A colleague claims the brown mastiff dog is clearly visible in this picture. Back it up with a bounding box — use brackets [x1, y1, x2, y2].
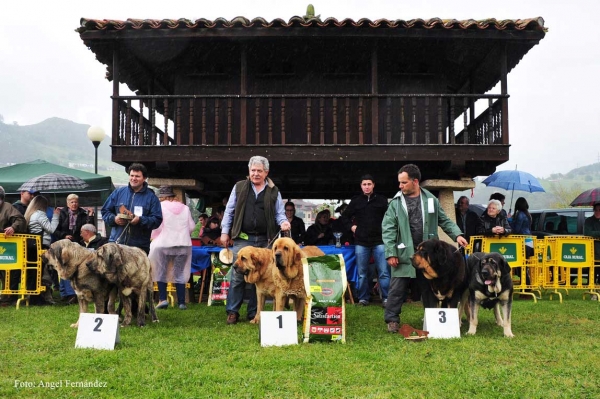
[233, 246, 277, 324]
[272, 237, 324, 322]
[44, 239, 116, 328]
[86, 243, 158, 327]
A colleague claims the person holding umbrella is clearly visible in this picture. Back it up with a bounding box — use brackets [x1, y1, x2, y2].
[584, 202, 600, 285]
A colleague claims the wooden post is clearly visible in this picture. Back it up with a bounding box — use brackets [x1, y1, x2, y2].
[370, 45, 379, 144]
[500, 44, 509, 145]
[111, 46, 120, 146]
[240, 45, 247, 145]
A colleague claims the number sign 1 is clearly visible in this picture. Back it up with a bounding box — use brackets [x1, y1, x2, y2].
[75, 313, 120, 350]
[259, 311, 298, 347]
[423, 308, 461, 339]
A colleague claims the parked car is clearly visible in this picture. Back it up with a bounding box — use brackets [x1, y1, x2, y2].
[530, 208, 593, 238]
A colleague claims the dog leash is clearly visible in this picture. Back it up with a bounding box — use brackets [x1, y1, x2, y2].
[267, 229, 284, 248]
[114, 221, 131, 245]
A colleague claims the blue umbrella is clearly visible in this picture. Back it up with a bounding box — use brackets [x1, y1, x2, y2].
[482, 169, 545, 213]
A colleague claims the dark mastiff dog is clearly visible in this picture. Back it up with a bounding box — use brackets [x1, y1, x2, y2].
[44, 239, 116, 328]
[464, 252, 514, 337]
[411, 239, 468, 310]
[86, 243, 158, 327]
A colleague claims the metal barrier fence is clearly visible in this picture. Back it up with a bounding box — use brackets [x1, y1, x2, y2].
[0, 233, 45, 309]
[467, 235, 599, 303]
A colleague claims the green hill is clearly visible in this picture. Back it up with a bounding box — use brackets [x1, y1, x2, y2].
[0, 117, 127, 184]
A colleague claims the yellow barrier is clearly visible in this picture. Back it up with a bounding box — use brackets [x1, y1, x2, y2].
[468, 235, 542, 302]
[152, 282, 191, 307]
[542, 236, 597, 303]
[0, 233, 45, 309]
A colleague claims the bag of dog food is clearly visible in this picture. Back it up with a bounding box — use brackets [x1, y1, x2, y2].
[302, 254, 347, 343]
[207, 253, 231, 306]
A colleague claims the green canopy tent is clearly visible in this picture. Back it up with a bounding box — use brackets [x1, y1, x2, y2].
[0, 159, 114, 207]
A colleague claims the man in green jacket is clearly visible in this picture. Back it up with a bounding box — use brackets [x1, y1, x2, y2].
[381, 164, 468, 333]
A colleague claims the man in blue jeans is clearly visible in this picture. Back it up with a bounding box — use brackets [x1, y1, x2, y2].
[341, 174, 389, 306]
[220, 156, 290, 325]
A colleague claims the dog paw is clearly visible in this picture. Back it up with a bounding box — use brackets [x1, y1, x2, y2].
[70, 323, 79, 328]
[249, 318, 259, 324]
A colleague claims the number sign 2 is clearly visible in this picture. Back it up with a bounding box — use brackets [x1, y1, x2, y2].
[75, 313, 120, 350]
[259, 311, 298, 347]
[423, 308, 461, 339]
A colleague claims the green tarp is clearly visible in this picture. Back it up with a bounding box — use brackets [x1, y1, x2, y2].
[0, 159, 114, 207]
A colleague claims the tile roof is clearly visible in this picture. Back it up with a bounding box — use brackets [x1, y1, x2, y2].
[78, 16, 546, 33]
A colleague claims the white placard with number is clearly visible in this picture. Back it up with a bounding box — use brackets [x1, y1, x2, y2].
[423, 308, 461, 339]
[75, 313, 120, 350]
[259, 311, 298, 347]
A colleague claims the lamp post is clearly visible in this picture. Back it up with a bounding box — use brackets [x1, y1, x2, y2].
[87, 126, 105, 233]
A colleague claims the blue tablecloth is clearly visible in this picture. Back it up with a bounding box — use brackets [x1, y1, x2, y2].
[191, 244, 357, 283]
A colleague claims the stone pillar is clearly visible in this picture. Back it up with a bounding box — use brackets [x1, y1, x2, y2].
[420, 178, 475, 244]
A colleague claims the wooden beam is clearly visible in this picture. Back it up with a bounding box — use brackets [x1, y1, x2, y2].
[500, 44, 509, 145]
[111, 45, 119, 146]
[371, 44, 378, 144]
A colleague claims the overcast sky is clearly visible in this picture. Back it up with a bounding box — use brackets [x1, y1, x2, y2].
[2, 0, 598, 178]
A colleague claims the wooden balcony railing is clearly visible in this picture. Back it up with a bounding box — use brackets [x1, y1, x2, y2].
[112, 94, 508, 147]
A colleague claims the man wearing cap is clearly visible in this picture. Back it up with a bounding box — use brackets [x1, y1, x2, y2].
[149, 186, 195, 310]
[101, 163, 162, 254]
[13, 189, 38, 215]
[220, 156, 290, 325]
[0, 185, 27, 301]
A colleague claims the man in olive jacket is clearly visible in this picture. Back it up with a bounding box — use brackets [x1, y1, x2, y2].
[381, 164, 467, 333]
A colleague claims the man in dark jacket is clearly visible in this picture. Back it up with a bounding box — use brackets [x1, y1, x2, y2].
[342, 174, 389, 306]
[455, 196, 480, 245]
[101, 163, 162, 254]
[80, 223, 108, 250]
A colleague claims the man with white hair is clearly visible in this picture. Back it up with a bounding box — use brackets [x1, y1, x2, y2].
[80, 223, 107, 250]
[220, 156, 291, 325]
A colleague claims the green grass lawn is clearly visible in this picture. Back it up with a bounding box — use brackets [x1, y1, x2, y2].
[1, 292, 598, 399]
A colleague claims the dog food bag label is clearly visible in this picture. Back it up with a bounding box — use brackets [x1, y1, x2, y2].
[301, 255, 347, 343]
[208, 254, 231, 306]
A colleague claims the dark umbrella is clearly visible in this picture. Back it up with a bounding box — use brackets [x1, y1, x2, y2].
[569, 187, 600, 207]
[482, 169, 545, 213]
[17, 173, 89, 192]
[17, 173, 89, 206]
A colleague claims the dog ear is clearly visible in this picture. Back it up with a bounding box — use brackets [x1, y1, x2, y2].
[497, 254, 511, 274]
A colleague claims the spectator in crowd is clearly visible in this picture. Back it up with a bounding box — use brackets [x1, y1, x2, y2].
[0, 185, 27, 303]
[214, 205, 226, 221]
[54, 193, 95, 301]
[305, 209, 334, 245]
[510, 197, 533, 287]
[191, 213, 209, 238]
[584, 202, 600, 284]
[382, 164, 467, 333]
[220, 156, 290, 325]
[285, 201, 305, 244]
[221, 156, 291, 324]
[101, 163, 162, 254]
[80, 223, 108, 250]
[489, 192, 508, 218]
[150, 186, 196, 310]
[455, 195, 480, 245]
[200, 216, 221, 246]
[13, 189, 38, 215]
[477, 199, 512, 237]
[341, 174, 389, 307]
[24, 195, 60, 304]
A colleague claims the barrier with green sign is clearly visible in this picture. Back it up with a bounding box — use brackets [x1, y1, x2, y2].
[0, 233, 45, 308]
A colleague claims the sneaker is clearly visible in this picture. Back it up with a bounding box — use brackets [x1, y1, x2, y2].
[156, 300, 169, 309]
[358, 300, 369, 307]
[591, 294, 598, 301]
[226, 313, 239, 325]
[382, 299, 388, 308]
[178, 304, 187, 310]
[387, 321, 400, 333]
